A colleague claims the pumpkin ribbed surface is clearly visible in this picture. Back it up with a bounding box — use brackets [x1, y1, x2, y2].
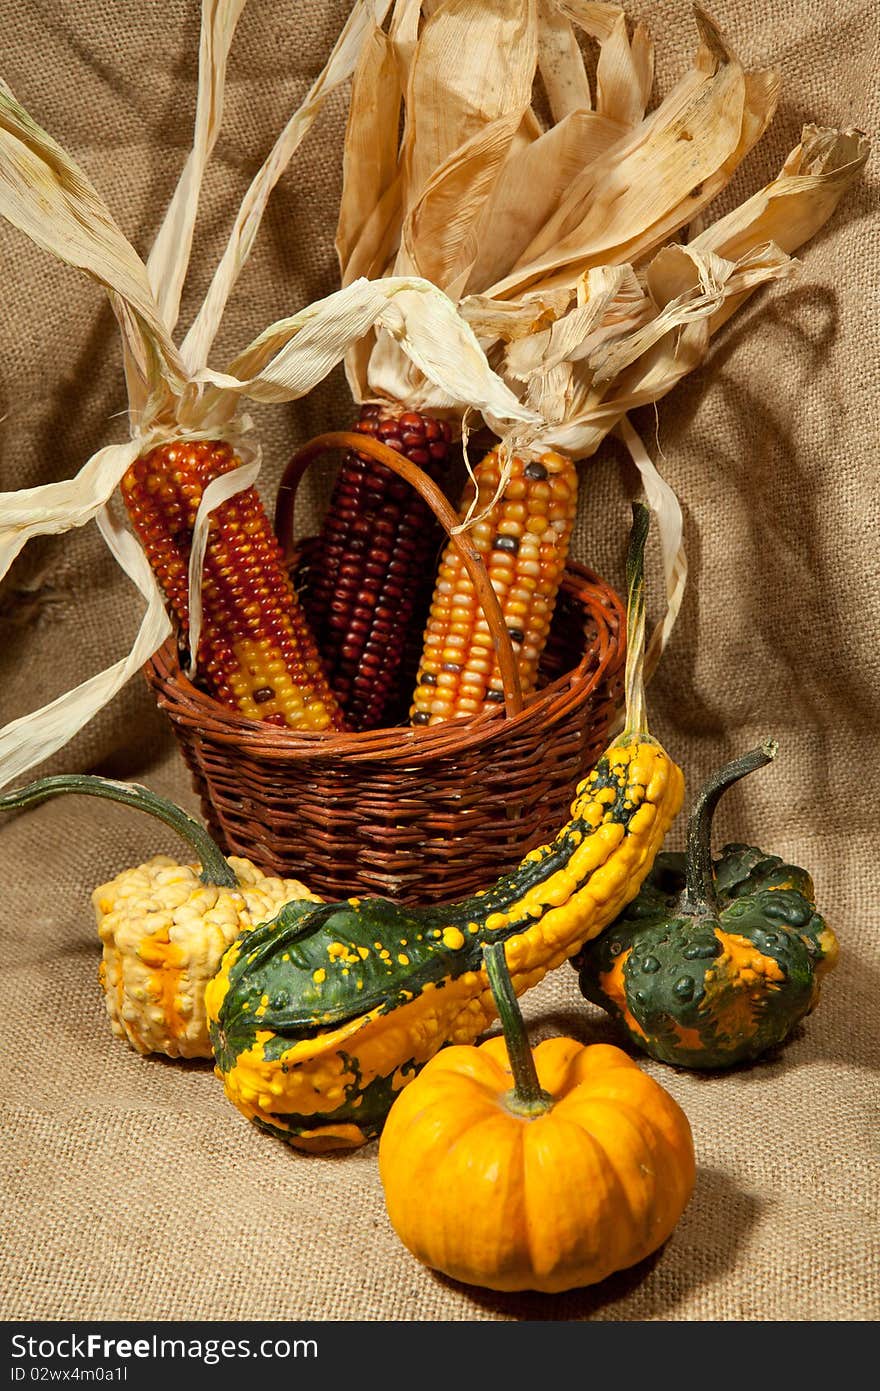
[378, 1036, 695, 1293]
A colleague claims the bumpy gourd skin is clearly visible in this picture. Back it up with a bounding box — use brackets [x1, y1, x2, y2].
[205, 735, 684, 1151]
[94, 855, 320, 1058]
[0, 772, 320, 1061]
[574, 845, 837, 1068]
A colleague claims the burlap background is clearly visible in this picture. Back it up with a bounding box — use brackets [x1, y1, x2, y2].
[0, 0, 876, 1324]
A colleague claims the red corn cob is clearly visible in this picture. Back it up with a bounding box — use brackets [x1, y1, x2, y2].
[303, 404, 453, 731]
[121, 439, 345, 732]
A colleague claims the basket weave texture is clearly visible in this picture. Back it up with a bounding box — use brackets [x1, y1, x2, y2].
[144, 549, 626, 904]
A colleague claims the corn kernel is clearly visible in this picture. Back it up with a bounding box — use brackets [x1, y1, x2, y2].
[410, 448, 578, 725]
[122, 439, 344, 732]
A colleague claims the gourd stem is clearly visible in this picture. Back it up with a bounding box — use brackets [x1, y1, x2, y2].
[484, 942, 552, 1117]
[680, 740, 778, 915]
[0, 774, 239, 888]
[622, 502, 650, 738]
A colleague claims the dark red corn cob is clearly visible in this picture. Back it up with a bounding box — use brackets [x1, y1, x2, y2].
[121, 439, 345, 732]
[303, 405, 453, 730]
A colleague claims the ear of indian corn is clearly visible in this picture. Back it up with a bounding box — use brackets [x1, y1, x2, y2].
[410, 450, 579, 725]
[121, 439, 345, 732]
[302, 405, 453, 731]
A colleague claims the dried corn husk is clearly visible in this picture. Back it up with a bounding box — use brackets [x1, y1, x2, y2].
[0, 0, 537, 788]
[336, 0, 868, 657]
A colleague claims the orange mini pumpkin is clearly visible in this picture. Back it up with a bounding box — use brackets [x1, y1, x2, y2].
[378, 941, 696, 1294]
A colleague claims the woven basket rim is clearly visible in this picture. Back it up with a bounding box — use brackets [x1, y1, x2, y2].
[144, 556, 625, 767]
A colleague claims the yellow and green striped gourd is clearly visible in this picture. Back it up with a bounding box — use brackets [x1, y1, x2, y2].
[204, 504, 685, 1150]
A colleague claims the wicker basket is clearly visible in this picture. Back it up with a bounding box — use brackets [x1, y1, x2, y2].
[143, 432, 626, 903]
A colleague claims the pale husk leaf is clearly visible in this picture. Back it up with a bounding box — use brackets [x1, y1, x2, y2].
[401, 113, 532, 292]
[590, 242, 791, 385]
[557, 2, 628, 44]
[402, 0, 539, 216]
[146, 0, 248, 334]
[691, 124, 870, 334]
[474, 239, 794, 448]
[185, 453, 262, 676]
[180, 0, 394, 371]
[595, 11, 653, 128]
[464, 110, 628, 293]
[486, 13, 779, 298]
[339, 3, 782, 416]
[389, 0, 425, 62]
[0, 82, 184, 417]
[198, 276, 540, 429]
[0, 439, 146, 576]
[536, 0, 593, 119]
[335, 23, 403, 285]
[397, 0, 539, 293]
[616, 415, 686, 677]
[0, 501, 172, 791]
[340, 0, 549, 405]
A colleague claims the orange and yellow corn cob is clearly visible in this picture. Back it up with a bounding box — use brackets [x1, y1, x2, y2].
[122, 439, 344, 732]
[410, 449, 579, 725]
[304, 405, 453, 730]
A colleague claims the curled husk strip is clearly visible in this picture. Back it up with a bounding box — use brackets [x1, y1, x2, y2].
[336, 0, 868, 658]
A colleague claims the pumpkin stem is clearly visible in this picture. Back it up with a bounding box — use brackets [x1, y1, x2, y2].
[680, 740, 779, 915]
[483, 941, 552, 1117]
[0, 774, 239, 888]
[622, 502, 650, 739]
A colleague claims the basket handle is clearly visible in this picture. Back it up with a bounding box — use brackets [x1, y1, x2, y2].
[274, 430, 523, 719]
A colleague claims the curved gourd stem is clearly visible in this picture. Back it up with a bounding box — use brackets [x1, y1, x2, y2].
[483, 941, 552, 1118]
[679, 740, 779, 916]
[622, 502, 650, 738]
[0, 774, 238, 889]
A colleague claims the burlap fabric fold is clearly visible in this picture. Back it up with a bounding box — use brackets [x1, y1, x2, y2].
[0, 0, 876, 1322]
